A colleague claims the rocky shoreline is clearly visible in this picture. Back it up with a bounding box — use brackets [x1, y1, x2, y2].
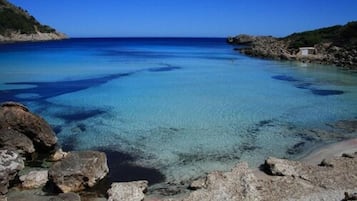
[1, 101, 357, 201]
[0, 32, 67, 43]
[227, 34, 357, 70]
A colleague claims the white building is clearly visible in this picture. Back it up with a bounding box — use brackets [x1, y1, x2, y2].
[299, 47, 315, 56]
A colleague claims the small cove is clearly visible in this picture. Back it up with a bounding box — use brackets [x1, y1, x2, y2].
[0, 38, 356, 193]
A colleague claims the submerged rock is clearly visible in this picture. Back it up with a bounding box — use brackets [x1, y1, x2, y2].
[48, 151, 108, 193]
[0, 150, 25, 195]
[19, 170, 48, 189]
[107, 181, 148, 201]
[0, 102, 57, 151]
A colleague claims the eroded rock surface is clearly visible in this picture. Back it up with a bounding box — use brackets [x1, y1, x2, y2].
[48, 151, 108, 193]
[107, 181, 148, 201]
[19, 170, 48, 189]
[0, 150, 24, 194]
[164, 163, 261, 201]
[0, 102, 57, 151]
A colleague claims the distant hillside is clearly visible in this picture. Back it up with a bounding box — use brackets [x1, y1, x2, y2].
[0, 0, 67, 42]
[284, 21, 357, 49]
[228, 22, 357, 69]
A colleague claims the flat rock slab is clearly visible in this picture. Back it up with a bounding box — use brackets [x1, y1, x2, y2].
[107, 181, 148, 201]
[48, 151, 108, 193]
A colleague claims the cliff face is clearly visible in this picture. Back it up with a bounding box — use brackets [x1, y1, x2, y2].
[228, 22, 357, 69]
[0, 0, 67, 42]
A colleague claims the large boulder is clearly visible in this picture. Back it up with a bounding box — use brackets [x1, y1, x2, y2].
[0, 128, 35, 154]
[19, 170, 48, 189]
[107, 181, 148, 201]
[0, 150, 25, 194]
[0, 102, 57, 151]
[48, 151, 109, 193]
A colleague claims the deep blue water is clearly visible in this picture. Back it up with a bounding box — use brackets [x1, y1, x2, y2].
[1, 38, 357, 187]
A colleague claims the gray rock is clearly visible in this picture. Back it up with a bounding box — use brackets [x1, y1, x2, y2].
[48, 151, 108, 193]
[169, 163, 260, 201]
[264, 157, 302, 176]
[0, 150, 24, 194]
[107, 181, 148, 201]
[6, 190, 80, 201]
[49, 193, 81, 201]
[0, 102, 57, 151]
[19, 170, 48, 189]
[0, 128, 35, 154]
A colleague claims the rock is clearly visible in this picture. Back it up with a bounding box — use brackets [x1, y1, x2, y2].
[6, 191, 81, 201]
[49, 149, 68, 162]
[342, 153, 355, 158]
[0, 128, 35, 154]
[171, 163, 260, 201]
[49, 193, 81, 201]
[0, 102, 57, 151]
[107, 181, 148, 201]
[19, 170, 48, 189]
[264, 157, 302, 176]
[0, 150, 25, 194]
[188, 177, 206, 190]
[229, 34, 256, 44]
[344, 192, 357, 201]
[48, 151, 109, 193]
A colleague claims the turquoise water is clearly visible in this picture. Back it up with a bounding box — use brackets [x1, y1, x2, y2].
[1, 38, 357, 187]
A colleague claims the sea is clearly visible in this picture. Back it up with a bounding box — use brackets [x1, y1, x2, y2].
[0, 38, 356, 191]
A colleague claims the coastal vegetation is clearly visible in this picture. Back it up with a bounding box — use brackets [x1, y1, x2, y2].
[228, 21, 357, 69]
[0, 0, 66, 42]
[284, 21, 357, 49]
[0, 0, 56, 35]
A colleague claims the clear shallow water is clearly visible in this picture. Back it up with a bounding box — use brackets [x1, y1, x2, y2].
[1, 38, 357, 187]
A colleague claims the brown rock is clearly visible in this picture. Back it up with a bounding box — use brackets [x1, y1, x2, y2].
[48, 151, 109, 193]
[0, 102, 57, 151]
[0, 128, 35, 154]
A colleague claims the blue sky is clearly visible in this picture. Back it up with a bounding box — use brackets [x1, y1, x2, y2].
[9, 0, 357, 37]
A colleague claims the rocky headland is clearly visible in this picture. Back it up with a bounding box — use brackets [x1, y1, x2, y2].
[0, 0, 67, 43]
[227, 22, 357, 70]
[0, 101, 357, 201]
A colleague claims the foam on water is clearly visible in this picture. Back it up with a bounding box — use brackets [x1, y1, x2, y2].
[1, 38, 357, 187]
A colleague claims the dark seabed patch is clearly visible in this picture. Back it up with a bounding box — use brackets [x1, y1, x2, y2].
[272, 75, 299, 82]
[272, 74, 344, 96]
[55, 109, 106, 123]
[98, 148, 165, 185]
[60, 135, 78, 152]
[310, 89, 344, 96]
[148, 66, 182, 72]
[0, 72, 134, 102]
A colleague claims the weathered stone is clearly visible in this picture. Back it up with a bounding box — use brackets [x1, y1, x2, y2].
[107, 181, 148, 201]
[0, 128, 35, 154]
[0, 102, 57, 151]
[170, 163, 260, 201]
[19, 170, 48, 189]
[344, 192, 357, 201]
[48, 151, 108, 193]
[49, 193, 81, 201]
[0, 150, 24, 194]
[49, 149, 68, 162]
[188, 177, 206, 190]
[264, 157, 302, 176]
